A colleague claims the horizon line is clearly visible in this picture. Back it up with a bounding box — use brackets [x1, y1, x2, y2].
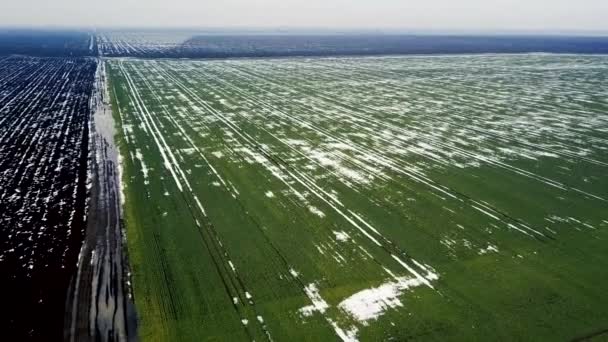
[1, 25, 608, 37]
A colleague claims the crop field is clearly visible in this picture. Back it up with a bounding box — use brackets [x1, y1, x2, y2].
[97, 31, 196, 57]
[97, 31, 608, 58]
[0, 29, 96, 57]
[0, 56, 96, 339]
[106, 54, 608, 341]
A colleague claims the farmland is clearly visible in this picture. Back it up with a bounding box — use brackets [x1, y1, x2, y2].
[107, 54, 608, 341]
[97, 31, 608, 58]
[0, 29, 96, 57]
[0, 55, 96, 339]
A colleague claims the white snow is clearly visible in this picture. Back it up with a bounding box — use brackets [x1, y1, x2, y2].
[298, 283, 329, 317]
[308, 205, 326, 218]
[338, 276, 426, 323]
[479, 244, 499, 255]
[328, 319, 359, 342]
[333, 230, 351, 242]
[117, 153, 126, 206]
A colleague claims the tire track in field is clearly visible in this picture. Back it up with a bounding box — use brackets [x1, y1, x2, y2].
[134, 60, 290, 341]
[151, 61, 439, 288]
[143, 61, 412, 340]
[118, 61, 271, 341]
[139, 60, 439, 340]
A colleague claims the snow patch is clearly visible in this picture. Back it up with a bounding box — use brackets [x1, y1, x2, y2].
[478, 244, 499, 255]
[299, 283, 329, 317]
[338, 276, 427, 323]
[309, 206, 326, 218]
[333, 230, 351, 242]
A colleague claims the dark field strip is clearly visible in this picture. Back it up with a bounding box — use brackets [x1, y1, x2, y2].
[0, 29, 96, 57]
[0, 56, 97, 340]
[107, 55, 608, 341]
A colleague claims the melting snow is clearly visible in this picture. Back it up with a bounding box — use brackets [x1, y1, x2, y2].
[134, 149, 150, 184]
[299, 283, 329, 317]
[338, 276, 427, 323]
[328, 320, 359, 342]
[333, 231, 351, 242]
[478, 244, 499, 255]
[308, 206, 326, 218]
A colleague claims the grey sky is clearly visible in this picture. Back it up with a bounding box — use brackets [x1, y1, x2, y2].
[2, 0, 607, 32]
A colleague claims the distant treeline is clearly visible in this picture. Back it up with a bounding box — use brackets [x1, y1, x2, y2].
[0, 29, 95, 57]
[100, 34, 608, 59]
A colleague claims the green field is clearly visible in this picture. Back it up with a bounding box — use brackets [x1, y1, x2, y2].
[106, 55, 608, 341]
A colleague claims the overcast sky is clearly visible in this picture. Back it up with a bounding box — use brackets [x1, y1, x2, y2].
[2, 0, 607, 33]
